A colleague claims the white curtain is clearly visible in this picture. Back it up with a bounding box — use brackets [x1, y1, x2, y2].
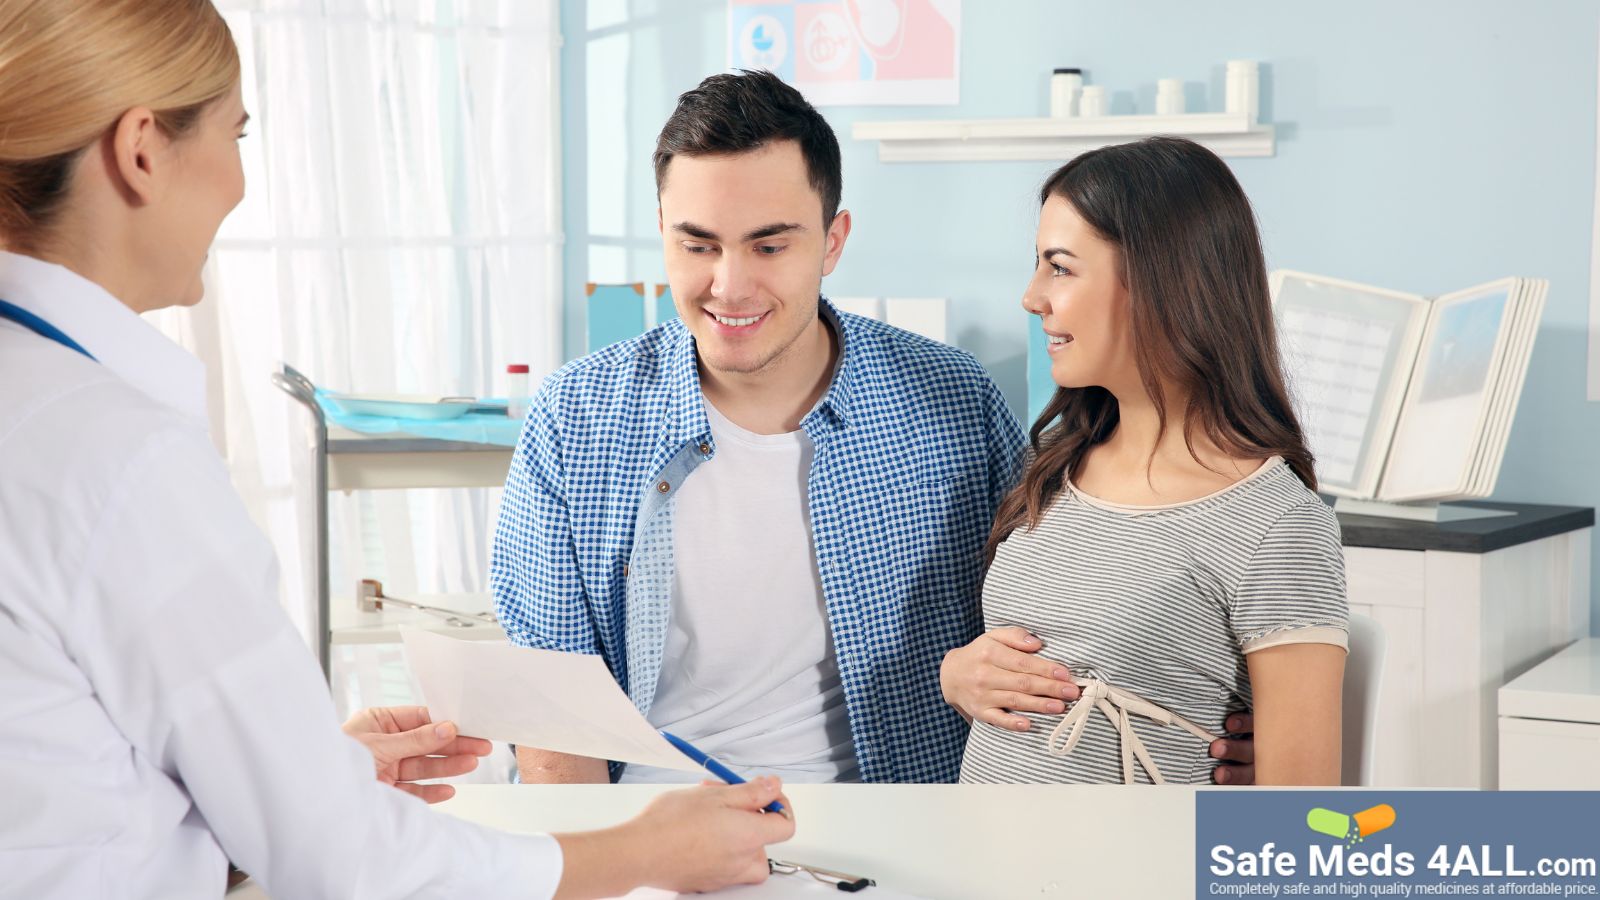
[148, 0, 562, 690]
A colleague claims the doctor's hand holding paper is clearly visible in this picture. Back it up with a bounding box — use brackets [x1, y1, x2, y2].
[0, 2, 793, 897]
[342, 705, 495, 804]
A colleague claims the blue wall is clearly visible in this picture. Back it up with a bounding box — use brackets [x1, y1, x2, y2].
[560, 0, 1600, 624]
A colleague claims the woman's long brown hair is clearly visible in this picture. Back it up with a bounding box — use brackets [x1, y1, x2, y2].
[985, 136, 1316, 564]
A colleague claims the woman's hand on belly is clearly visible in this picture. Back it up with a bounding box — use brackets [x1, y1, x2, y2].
[939, 627, 1082, 731]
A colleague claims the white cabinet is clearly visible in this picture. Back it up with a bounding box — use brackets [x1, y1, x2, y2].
[1499, 637, 1600, 790]
[1339, 502, 1592, 788]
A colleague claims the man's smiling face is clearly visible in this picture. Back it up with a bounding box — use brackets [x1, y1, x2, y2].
[659, 139, 847, 378]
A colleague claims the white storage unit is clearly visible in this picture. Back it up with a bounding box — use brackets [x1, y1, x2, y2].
[1499, 637, 1600, 790]
[1338, 501, 1592, 788]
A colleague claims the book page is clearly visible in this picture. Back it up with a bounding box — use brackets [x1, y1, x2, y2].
[1471, 280, 1545, 496]
[1271, 273, 1430, 497]
[1379, 282, 1516, 501]
[1278, 307, 1394, 487]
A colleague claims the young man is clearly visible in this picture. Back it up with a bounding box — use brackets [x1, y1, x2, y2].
[491, 70, 1257, 784]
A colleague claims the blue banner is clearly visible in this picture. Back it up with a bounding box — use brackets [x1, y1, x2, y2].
[1197, 791, 1600, 897]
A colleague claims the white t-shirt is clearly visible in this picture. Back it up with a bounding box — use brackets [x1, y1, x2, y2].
[620, 398, 860, 783]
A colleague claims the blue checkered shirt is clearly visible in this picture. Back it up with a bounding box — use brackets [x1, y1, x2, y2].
[491, 298, 1026, 782]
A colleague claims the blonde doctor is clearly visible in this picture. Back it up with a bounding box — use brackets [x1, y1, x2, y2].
[0, 1, 792, 897]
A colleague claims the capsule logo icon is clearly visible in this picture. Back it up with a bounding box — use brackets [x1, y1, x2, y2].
[1306, 804, 1397, 846]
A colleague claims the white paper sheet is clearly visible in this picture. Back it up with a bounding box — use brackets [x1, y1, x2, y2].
[399, 628, 701, 773]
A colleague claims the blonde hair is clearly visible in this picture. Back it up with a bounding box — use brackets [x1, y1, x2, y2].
[0, 0, 239, 251]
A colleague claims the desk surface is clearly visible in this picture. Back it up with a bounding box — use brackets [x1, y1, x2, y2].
[435, 783, 1198, 898]
[1334, 500, 1594, 554]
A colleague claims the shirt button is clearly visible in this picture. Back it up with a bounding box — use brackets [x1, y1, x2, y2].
[698, 442, 711, 455]
[656, 480, 670, 494]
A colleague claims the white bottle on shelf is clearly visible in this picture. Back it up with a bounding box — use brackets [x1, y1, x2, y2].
[1225, 60, 1259, 123]
[1156, 78, 1185, 116]
[1078, 84, 1108, 117]
[1050, 67, 1082, 117]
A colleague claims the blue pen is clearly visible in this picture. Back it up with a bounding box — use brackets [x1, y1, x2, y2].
[661, 731, 787, 815]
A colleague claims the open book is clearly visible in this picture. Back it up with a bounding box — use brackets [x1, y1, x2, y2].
[1270, 270, 1546, 503]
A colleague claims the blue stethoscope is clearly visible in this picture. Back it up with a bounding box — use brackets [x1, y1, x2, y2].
[0, 298, 96, 361]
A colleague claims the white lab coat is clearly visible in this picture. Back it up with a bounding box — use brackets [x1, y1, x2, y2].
[0, 251, 562, 899]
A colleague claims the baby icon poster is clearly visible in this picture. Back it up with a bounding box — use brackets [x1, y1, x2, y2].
[729, 0, 960, 105]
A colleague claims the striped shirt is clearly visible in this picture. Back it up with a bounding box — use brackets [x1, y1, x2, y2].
[959, 457, 1348, 785]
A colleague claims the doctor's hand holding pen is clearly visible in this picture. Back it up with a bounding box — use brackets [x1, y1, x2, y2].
[552, 778, 797, 899]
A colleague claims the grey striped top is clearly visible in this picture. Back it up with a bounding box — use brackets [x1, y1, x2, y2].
[958, 457, 1349, 785]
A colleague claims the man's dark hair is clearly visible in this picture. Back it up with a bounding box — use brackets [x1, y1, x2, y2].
[653, 69, 842, 226]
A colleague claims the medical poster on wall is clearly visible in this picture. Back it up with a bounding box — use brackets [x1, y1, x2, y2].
[728, 0, 961, 106]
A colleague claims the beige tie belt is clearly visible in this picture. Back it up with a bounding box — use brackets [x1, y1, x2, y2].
[1046, 677, 1221, 784]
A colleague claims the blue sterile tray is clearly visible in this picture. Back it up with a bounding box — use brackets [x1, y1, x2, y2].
[314, 389, 524, 446]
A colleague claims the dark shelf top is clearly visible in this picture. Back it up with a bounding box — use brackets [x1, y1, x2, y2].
[1332, 499, 1595, 554]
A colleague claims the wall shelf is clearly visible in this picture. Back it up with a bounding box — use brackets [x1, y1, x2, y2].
[852, 111, 1274, 163]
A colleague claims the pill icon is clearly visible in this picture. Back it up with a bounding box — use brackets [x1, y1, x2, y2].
[1306, 808, 1349, 839]
[1352, 804, 1395, 838]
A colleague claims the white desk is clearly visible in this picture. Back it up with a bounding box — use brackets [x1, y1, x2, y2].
[438, 784, 1200, 898]
[1498, 637, 1600, 790]
[229, 784, 1200, 899]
